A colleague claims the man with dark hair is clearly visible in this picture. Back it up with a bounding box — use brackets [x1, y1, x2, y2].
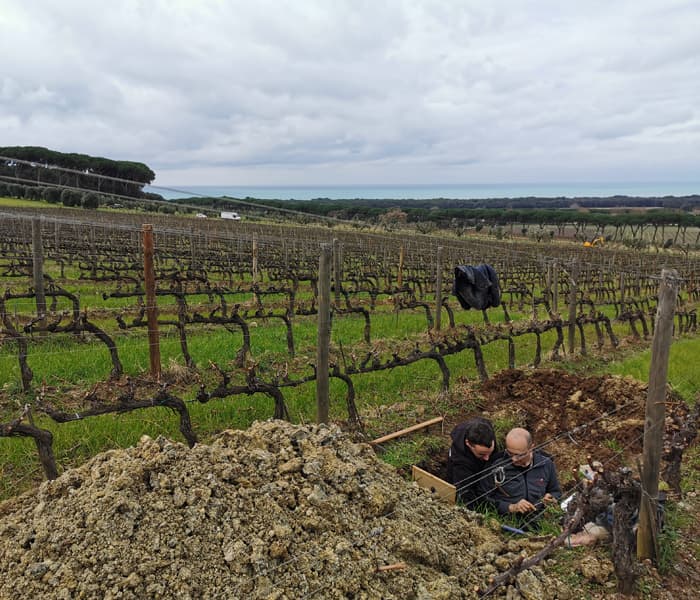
[488, 427, 561, 519]
[447, 417, 497, 508]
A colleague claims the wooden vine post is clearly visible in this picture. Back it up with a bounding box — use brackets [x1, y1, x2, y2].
[89, 226, 97, 278]
[434, 246, 444, 331]
[252, 235, 259, 283]
[567, 260, 579, 355]
[333, 238, 342, 307]
[31, 218, 47, 329]
[316, 243, 332, 424]
[252, 234, 259, 305]
[619, 272, 626, 306]
[397, 245, 405, 288]
[142, 224, 161, 380]
[637, 268, 679, 562]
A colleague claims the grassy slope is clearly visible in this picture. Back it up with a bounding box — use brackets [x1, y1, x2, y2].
[0, 197, 51, 208]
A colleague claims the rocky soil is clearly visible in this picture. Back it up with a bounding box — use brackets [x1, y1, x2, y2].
[0, 420, 576, 599]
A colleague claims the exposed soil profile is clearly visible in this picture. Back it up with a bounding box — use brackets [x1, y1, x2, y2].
[433, 369, 692, 493]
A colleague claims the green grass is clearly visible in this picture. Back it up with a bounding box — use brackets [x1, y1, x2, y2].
[603, 438, 624, 453]
[0, 197, 51, 208]
[604, 336, 700, 402]
[1, 267, 699, 502]
[654, 445, 700, 577]
[380, 435, 445, 470]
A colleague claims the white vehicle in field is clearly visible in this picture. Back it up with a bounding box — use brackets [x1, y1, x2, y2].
[195, 213, 207, 218]
[220, 211, 241, 220]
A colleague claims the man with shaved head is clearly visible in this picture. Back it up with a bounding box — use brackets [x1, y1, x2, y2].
[488, 427, 561, 518]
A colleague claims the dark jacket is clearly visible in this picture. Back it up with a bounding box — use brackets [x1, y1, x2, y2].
[452, 264, 501, 311]
[487, 450, 562, 515]
[447, 420, 495, 508]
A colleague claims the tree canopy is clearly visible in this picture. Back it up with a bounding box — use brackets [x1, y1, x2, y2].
[0, 146, 155, 198]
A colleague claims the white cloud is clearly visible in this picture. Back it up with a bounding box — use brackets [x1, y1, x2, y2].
[0, 0, 698, 187]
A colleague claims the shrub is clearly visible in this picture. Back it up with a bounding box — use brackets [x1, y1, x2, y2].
[81, 192, 100, 209]
[44, 187, 62, 204]
[61, 189, 80, 206]
[379, 208, 408, 231]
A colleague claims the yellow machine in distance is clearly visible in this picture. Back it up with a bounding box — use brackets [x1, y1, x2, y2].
[583, 236, 605, 248]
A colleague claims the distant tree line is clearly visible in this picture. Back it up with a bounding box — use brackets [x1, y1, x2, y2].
[173, 196, 700, 230]
[168, 195, 700, 249]
[0, 146, 155, 199]
[249, 195, 700, 215]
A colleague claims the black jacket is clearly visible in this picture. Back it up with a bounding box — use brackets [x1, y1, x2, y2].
[452, 264, 501, 310]
[487, 450, 562, 515]
[447, 420, 495, 508]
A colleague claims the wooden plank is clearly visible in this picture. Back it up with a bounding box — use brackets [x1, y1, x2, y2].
[411, 465, 456, 504]
[369, 416, 443, 446]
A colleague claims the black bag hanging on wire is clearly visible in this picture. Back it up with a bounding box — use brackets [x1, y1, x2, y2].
[452, 263, 501, 310]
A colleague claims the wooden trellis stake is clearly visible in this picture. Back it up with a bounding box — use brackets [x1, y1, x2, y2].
[435, 246, 444, 331]
[252, 235, 259, 304]
[333, 238, 342, 306]
[142, 224, 161, 380]
[316, 243, 332, 424]
[637, 268, 679, 562]
[397, 245, 405, 288]
[31, 218, 46, 330]
[567, 261, 579, 355]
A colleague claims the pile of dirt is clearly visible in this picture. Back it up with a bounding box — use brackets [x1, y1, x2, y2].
[0, 420, 575, 599]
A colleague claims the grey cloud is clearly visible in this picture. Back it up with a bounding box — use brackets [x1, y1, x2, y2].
[1, 0, 699, 185]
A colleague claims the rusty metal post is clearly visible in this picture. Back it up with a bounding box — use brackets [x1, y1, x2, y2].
[142, 224, 161, 380]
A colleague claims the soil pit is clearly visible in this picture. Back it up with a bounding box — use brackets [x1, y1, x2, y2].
[433, 369, 693, 493]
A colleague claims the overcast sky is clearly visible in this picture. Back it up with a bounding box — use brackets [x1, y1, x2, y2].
[2, 0, 699, 187]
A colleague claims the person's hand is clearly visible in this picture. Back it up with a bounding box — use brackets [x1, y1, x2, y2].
[508, 499, 536, 514]
[542, 493, 557, 506]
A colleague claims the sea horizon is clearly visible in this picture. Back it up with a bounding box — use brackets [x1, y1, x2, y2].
[149, 181, 700, 202]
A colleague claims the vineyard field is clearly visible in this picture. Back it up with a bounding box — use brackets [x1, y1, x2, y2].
[1, 203, 699, 597]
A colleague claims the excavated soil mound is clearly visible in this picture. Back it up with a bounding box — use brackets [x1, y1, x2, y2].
[0, 420, 574, 599]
